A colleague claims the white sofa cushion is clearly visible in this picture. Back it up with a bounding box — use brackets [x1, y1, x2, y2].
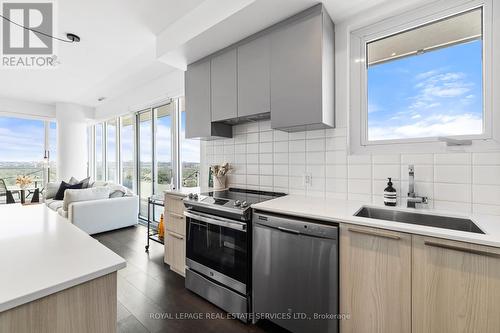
[46, 199, 64, 212]
[106, 184, 134, 198]
[63, 186, 110, 211]
[57, 207, 68, 218]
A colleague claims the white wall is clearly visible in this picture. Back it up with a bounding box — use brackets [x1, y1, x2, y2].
[94, 70, 184, 120]
[201, 0, 500, 216]
[55, 103, 94, 181]
[0, 96, 55, 120]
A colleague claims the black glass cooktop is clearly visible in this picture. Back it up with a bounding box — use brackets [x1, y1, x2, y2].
[201, 188, 286, 205]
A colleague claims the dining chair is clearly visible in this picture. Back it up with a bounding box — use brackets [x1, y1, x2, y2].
[0, 179, 16, 204]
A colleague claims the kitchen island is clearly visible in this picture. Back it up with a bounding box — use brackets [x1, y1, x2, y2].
[0, 204, 126, 333]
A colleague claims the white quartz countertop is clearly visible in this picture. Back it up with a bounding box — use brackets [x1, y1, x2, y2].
[0, 204, 126, 312]
[164, 187, 200, 197]
[252, 195, 500, 248]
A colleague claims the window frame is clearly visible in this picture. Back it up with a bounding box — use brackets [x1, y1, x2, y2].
[349, 0, 499, 154]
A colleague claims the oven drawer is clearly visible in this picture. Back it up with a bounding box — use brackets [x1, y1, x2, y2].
[166, 211, 185, 235]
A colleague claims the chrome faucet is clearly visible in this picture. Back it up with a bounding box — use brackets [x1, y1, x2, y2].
[407, 165, 428, 208]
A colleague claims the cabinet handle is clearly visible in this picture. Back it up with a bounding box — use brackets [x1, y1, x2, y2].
[170, 233, 184, 240]
[348, 227, 400, 240]
[170, 213, 184, 219]
[424, 241, 500, 258]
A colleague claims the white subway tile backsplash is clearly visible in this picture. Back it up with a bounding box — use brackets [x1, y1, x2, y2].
[246, 143, 259, 154]
[274, 141, 288, 153]
[473, 165, 500, 185]
[348, 164, 371, 180]
[259, 130, 273, 142]
[372, 154, 400, 164]
[473, 184, 500, 205]
[326, 150, 347, 164]
[326, 164, 348, 179]
[259, 142, 273, 153]
[434, 183, 471, 203]
[306, 138, 325, 152]
[289, 152, 306, 164]
[434, 153, 471, 165]
[373, 164, 400, 180]
[260, 153, 273, 164]
[348, 179, 371, 194]
[326, 178, 348, 193]
[306, 129, 325, 139]
[201, 119, 500, 215]
[273, 130, 289, 141]
[274, 153, 289, 165]
[289, 140, 305, 152]
[434, 165, 471, 184]
[348, 154, 371, 165]
[325, 137, 346, 151]
[306, 151, 325, 164]
[273, 164, 289, 176]
[473, 152, 500, 165]
[289, 131, 306, 141]
[401, 153, 433, 165]
[246, 132, 259, 143]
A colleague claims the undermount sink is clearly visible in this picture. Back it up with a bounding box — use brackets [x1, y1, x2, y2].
[354, 206, 485, 234]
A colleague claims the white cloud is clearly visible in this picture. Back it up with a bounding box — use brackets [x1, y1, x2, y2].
[369, 113, 482, 141]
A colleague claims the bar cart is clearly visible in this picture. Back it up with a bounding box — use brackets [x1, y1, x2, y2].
[145, 193, 165, 252]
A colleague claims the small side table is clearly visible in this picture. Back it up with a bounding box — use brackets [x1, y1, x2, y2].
[145, 194, 165, 252]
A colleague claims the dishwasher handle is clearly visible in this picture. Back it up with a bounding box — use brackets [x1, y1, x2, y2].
[277, 226, 301, 235]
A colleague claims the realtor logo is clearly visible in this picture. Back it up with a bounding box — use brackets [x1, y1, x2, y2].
[1, 1, 58, 67]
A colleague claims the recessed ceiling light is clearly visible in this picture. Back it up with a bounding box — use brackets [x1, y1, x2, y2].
[391, 52, 397, 56]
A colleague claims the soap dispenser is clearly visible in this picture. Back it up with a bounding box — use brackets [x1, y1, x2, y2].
[384, 178, 397, 206]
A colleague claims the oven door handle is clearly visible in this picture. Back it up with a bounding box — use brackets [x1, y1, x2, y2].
[184, 211, 247, 232]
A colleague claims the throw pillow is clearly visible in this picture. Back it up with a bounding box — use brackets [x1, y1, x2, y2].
[63, 186, 110, 211]
[54, 181, 83, 201]
[69, 176, 91, 189]
[45, 181, 62, 199]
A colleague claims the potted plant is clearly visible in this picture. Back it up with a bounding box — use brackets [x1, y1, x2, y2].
[210, 163, 231, 190]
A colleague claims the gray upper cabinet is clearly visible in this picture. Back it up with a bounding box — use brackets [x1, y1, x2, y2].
[211, 48, 238, 122]
[185, 59, 231, 139]
[270, 6, 334, 132]
[237, 35, 271, 118]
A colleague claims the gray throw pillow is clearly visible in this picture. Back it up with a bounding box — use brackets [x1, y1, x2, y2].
[69, 176, 91, 188]
[45, 181, 62, 199]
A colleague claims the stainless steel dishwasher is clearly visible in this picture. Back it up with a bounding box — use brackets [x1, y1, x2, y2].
[252, 210, 338, 333]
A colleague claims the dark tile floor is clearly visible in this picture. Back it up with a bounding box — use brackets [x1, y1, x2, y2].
[93, 225, 288, 333]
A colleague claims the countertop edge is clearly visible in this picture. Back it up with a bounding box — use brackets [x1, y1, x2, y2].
[0, 261, 126, 313]
[252, 202, 500, 248]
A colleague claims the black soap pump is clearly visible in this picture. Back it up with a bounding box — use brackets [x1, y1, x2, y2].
[384, 177, 397, 206]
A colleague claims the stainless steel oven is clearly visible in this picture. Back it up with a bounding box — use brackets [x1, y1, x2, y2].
[183, 188, 286, 320]
[185, 210, 248, 294]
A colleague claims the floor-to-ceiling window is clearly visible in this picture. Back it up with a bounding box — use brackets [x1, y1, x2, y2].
[106, 119, 117, 182]
[155, 103, 174, 193]
[95, 123, 104, 181]
[138, 110, 153, 216]
[48, 121, 57, 182]
[0, 116, 55, 189]
[87, 97, 199, 219]
[120, 115, 135, 191]
[179, 98, 200, 188]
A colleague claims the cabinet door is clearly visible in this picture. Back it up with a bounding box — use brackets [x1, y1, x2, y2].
[166, 211, 185, 235]
[413, 235, 500, 333]
[185, 60, 211, 138]
[237, 35, 270, 117]
[172, 232, 186, 276]
[340, 224, 411, 333]
[211, 48, 237, 121]
[270, 13, 323, 129]
[164, 232, 174, 265]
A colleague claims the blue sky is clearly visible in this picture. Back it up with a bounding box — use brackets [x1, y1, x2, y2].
[0, 117, 56, 162]
[368, 40, 483, 141]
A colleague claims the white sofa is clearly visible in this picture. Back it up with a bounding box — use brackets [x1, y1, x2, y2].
[45, 181, 139, 235]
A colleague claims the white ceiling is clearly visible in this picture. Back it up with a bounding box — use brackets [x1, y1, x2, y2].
[0, 0, 395, 108]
